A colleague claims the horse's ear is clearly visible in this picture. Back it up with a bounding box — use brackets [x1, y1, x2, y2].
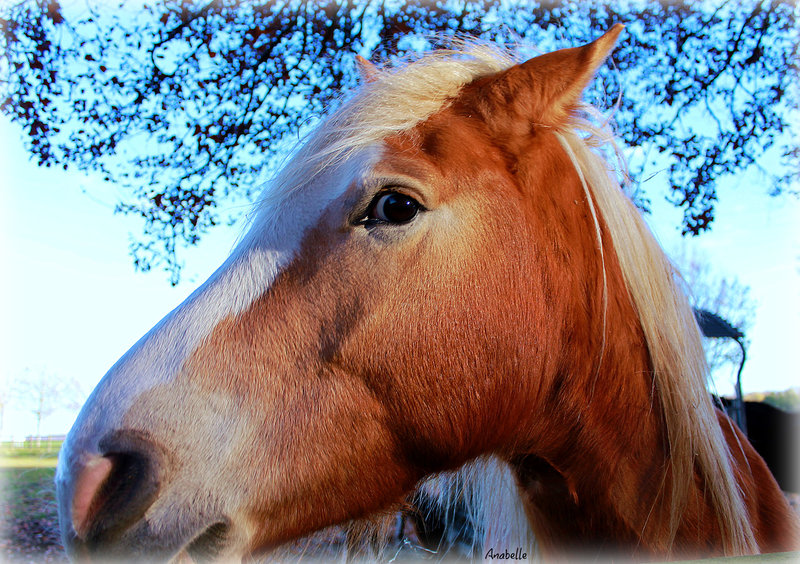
[355, 55, 379, 83]
[473, 24, 623, 128]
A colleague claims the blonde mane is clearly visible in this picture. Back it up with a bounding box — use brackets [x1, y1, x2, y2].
[554, 117, 756, 555]
[265, 40, 756, 559]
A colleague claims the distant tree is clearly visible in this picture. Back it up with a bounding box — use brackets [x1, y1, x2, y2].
[674, 246, 757, 386]
[1, 0, 797, 283]
[11, 368, 84, 438]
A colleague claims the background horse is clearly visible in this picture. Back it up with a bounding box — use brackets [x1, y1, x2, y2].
[56, 25, 798, 561]
[715, 397, 799, 493]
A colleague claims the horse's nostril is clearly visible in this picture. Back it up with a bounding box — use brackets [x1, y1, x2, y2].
[89, 452, 157, 539]
[71, 455, 114, 538]
[71, 435, 163, 549]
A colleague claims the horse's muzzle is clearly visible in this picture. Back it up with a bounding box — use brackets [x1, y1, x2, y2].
[58, 429, 206, 561]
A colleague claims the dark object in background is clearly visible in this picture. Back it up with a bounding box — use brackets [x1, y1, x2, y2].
[717, 397, 799, 493]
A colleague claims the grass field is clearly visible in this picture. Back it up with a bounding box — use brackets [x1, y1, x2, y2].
[0, 442, 66, 562]
[0, 441, 61, 469]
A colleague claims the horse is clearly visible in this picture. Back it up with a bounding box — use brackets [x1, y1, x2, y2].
[55, 25, 799, 561]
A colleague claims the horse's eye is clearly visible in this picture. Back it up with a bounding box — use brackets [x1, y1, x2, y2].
[367, 192, 421, 224]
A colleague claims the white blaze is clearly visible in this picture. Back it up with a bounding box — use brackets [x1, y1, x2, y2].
[58, 145, 378, 472]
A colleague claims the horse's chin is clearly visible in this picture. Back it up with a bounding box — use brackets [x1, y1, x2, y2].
[173, 520, 235, 563]
[62, 518, 241, 564]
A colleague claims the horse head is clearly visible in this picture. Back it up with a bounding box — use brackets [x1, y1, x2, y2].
[56, 25, 798, 561]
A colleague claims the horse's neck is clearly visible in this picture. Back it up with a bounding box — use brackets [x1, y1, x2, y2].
[497, 227, 682, 555]
[509, 325, 679, 558]
[509, 357, 800, 557]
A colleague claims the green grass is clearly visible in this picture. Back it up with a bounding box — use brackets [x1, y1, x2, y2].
[0, 467, 58, 521]
[0, 457, 58, 468]
[0, 465, 65, 562]
[0, 441, 61, 469]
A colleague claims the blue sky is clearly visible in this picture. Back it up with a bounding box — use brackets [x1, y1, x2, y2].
[1, 111, 798, 441]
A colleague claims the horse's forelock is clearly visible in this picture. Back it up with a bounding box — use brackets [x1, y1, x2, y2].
[253, 39, 517, 211]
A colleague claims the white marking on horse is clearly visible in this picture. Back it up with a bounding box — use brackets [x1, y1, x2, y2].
[58, 146, 379, 477]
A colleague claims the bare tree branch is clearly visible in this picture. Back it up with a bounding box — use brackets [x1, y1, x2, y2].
[1, 0, 797, 283]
